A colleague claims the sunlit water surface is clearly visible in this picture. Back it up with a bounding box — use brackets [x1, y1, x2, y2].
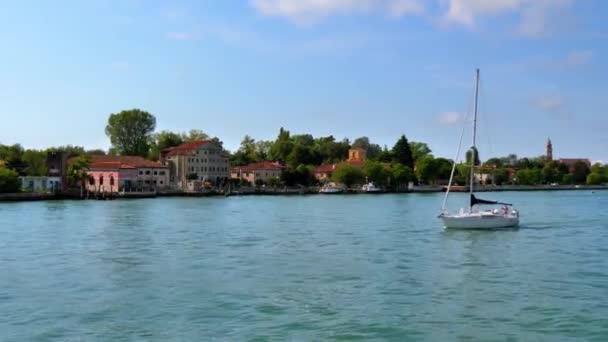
[2, 191, 608, 341]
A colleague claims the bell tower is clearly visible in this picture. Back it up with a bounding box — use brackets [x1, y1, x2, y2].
[546, 138, 553, 162]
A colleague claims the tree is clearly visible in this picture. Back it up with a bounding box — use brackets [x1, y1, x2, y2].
[182, 129, 209, 141]
[254, 141, 273, 161]
[409, 142, 432, 163]
[587, 173, 604, 185]
[148, 130, 184, 160]
[231, 135, 260, 166]
[22, 150, 47, 176]
[47, 145, 86, 158]
[572, 161, 591, 184]
[377, 145, 393, 163]
[434, 158, 453, 181]
[0, 168, 20, 193]
[353, 137, 382, 159]
[389, 164, 413, 190]
[67, 155, 92, 197]
[363, 160, 388, 185]
[313, 136, 349, 164]
[105, 109, 156, 157]
[392, 135, 414, 168]
[415, 156, 437, 184]
[562, 173, 574, 185]
[485, 158, 504, 168]
[332, 163, 364, 188]
[494, 168, 509, 185]
[515, 169, 541, 185]
[0, 144, 26, 174]
[281, 164, 313, 186]
[86, 149, 107, 156]
[269, 127, 294, 162]
[542, 163, 559, 184]
[466, 147, 480, 166]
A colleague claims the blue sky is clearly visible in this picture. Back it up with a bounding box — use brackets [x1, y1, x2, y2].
[1, 0, 607, 162]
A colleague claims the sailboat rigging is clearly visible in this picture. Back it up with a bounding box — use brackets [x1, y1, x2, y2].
[439, 69, 520, 229]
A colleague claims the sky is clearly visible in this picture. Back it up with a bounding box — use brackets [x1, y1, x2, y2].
[1, 0, 607, 163]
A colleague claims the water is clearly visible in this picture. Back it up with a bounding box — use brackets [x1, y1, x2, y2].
[1, 191, 608, 341]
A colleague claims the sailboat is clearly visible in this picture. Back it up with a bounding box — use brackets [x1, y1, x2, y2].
[439, 69, 520, 229]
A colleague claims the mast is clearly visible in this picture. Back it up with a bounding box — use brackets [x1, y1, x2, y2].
[469, 68, 480, 211]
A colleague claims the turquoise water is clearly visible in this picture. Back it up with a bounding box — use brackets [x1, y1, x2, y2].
[1, 191, 608, 341]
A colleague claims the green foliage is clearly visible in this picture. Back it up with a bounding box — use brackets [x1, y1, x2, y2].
[415, 156, 436, 184]
[586, 173, 604, 185]
[254, 140, 273, 161]
[267, 177, 281, 187]
[392, 135, 414, 168]
[182, 129, 209, 141]
[353, 137, 382, 159]
[466, 147, 481, 166]
[572, 161, 591, 184]
[493, 168, 510, 185]
[269, 127, 294, 163]
[332, 163, 364, 188]
[409, 142, 432, 163]
[105, 109, 156, 157]
[149, 130, 184, 160]
[363, 160, 388, 185]
[231, 135, 260, 166]
[281, 164, 314, 186]
[67, 155, 91, 192]
[516, 168, 541, 185]
[562, 173, 574, 184]
[389, 163, 413, 189]
[0, 144, 26, 174]
[485, 158, 504, 168]
[21, 150, 47, 176]
[0, 167, 20, 193]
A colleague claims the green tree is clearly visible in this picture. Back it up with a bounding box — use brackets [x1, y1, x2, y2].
[231, 135, 260, 166]
[86, 149, 107, 156]
[409, 142, 432, 163]
[269, 127, 294, 162]
[466, 147, 481, 166]
[542, 163, 559, 184]
[105, 109, 156, 157]
[352, 137, 382, 159]
[313, 136, 349, 164]
[182, 129, 209, 141]
[494, 168, 510, 185]
[254, 140, 273, 161]
[0, 167, 20, 193]
[47, 145, 86, 158]
[572, 161, 591, 184]
[67, 155, 92, 197]
[415, 156, 437, 184]
[485, 158, 504, 168]
[515, 169, 541, 185]
[281, 164, 313, 186]
[0, 144, 26, 174]
[389, 164, 413, 190]
[148, 130, 184, 160]
[332, 163, 364, 188]
[392, 135, 414, 168]
[587, 173, 604, 185]
[562, 173, 574, 185]
[363, 160, 388, 185]
[22, 150, 48, 176]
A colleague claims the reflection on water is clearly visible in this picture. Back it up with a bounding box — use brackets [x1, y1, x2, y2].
[1, 191, 608, 341]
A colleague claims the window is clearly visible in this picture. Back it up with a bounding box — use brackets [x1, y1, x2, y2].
[110, 176, 115, 186]
[160, 181, 164, 185]
[204, 150, 207, 155]
[89, 177, 94, 185]
[139, 171, 143, 175]
[145, 180, 151, 184]
[160, 171, 166, 175]
[153, 180, 157, 184]
[154, 171, 158, 175]
[146, 170, 151, 175]
[99, 176, 104, 185]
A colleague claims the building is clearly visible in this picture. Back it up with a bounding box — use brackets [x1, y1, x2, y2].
[546, 138, 553, 162]
[47, 151, 68, 191]
[231, 161, 284, 185]
[161, 140, 230, 189]
[20, 176, 62, 193]
[70, 155, 169, 193]
[314, 147, 368, 181]
[558, 158, 591, 172]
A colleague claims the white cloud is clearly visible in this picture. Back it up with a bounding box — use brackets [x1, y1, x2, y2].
[564, 50, 593, 66]
[250, 0, 424, 23]
[531, 93, 573, 118]
[437, 111, 465, 125]
[167, 31, 201, 41]
[443, 0, 573, 37]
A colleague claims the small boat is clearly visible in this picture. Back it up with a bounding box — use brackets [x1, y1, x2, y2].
[361, 182, 382, 193]
[319, 183, 344, 194]
[439, 69, 520, 229]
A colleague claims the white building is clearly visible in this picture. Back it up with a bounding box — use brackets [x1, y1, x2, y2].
[20, 176, 62, 193]
[162, 140, 230, 190]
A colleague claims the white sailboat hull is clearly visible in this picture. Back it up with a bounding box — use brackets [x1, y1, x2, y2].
[441, 212, 519, 229]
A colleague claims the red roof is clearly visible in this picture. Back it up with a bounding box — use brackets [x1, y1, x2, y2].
[314, 164, 336, 173]
[69, 155, 166, 170]
[163, 140, 210, 157]
[232, 161, 284, 172]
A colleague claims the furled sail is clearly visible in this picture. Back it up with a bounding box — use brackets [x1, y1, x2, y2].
[471, 194, 512, 207]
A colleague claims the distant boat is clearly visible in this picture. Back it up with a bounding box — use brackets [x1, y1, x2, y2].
[439, 69, 520, 229]
[319, 183, 344, 194]
[361, 181, 382, 193]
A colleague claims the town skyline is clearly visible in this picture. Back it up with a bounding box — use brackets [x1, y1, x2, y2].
[1, 1, 606, 162]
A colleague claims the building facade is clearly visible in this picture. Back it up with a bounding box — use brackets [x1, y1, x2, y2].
[546, 138, 553, 162]
[20, 176, 62, 193]
[231, 162, 284, 184]
[69, 155, 169, 193]
[162, 140, 230, 189]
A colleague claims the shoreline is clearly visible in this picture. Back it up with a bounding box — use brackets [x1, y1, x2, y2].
[1, 185, 607, 202]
